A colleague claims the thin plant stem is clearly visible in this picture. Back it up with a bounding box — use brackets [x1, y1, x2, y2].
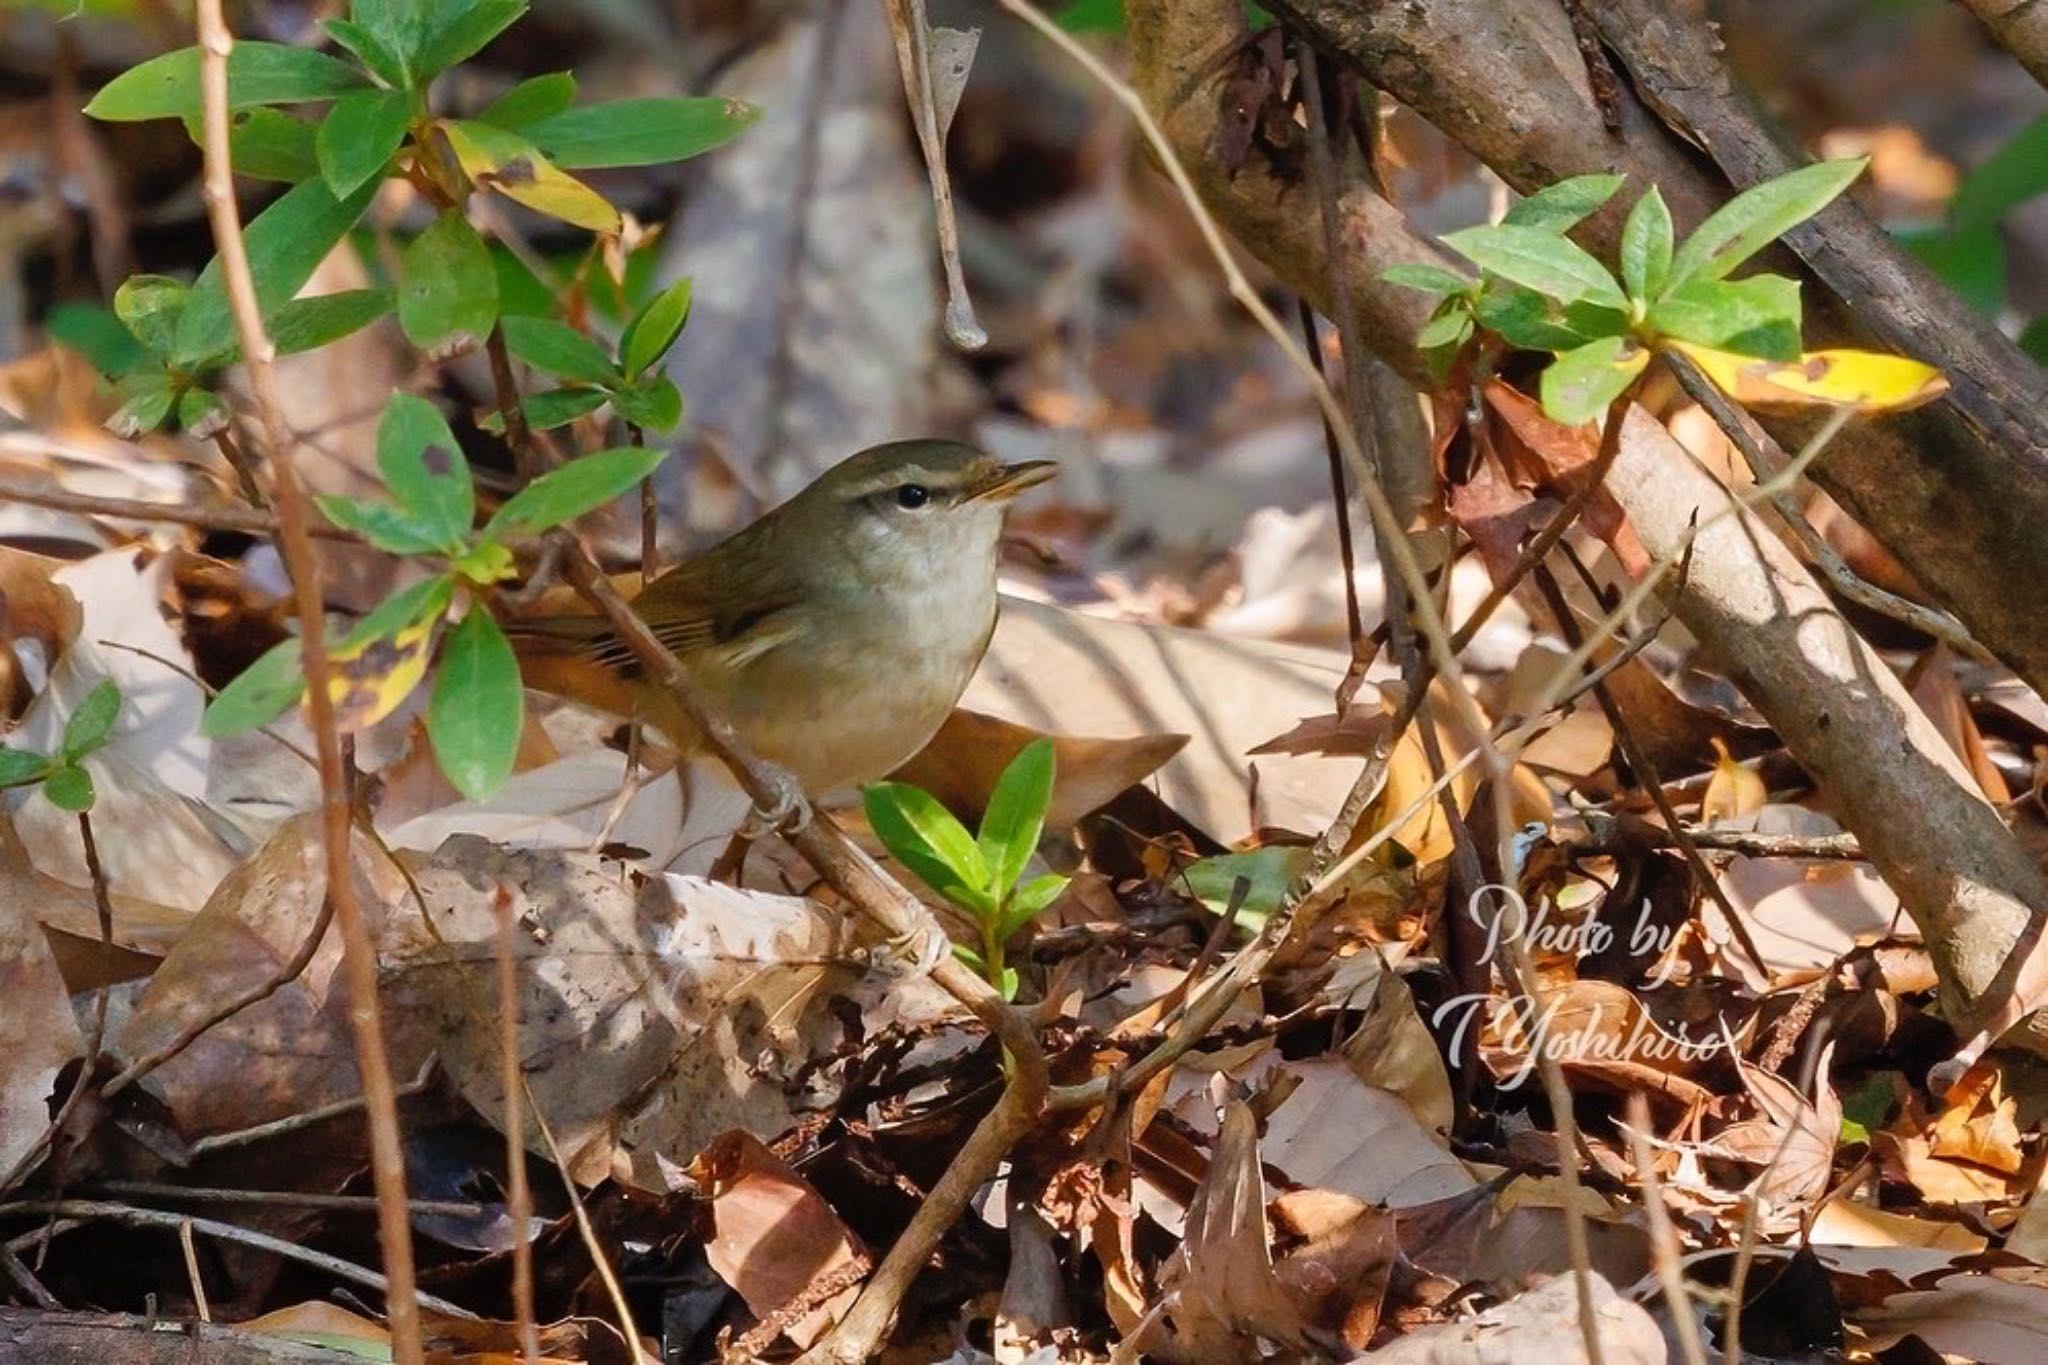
[191, 5, 420, 1359]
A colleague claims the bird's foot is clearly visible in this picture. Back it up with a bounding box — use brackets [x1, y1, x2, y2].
[740, 772, 812, 839]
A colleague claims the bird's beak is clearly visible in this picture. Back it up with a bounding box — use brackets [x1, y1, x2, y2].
[967, 460, 1058, 503]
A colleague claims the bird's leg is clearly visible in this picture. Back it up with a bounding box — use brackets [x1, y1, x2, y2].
[739, 767, 812, 839]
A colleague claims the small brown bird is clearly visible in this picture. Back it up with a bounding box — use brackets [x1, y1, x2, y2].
[511, 439, 1054, 792]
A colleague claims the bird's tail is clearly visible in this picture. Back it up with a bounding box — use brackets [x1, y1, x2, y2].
[503, 613, 643, 718]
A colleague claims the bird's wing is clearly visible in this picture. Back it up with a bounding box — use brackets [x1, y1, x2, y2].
[510, 560, 803, 682]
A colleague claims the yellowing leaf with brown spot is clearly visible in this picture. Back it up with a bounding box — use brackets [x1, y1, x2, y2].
[324, 612, 437, 733]
[438, 120, 621, 234]
[1700, 735, 1766, 824]
[1671, 340, 1948, 412]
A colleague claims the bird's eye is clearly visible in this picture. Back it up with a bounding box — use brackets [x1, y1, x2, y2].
[894, 484, 931, 510]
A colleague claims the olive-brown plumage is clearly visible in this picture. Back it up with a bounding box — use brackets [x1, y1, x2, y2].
[510, 439, 1053, 791]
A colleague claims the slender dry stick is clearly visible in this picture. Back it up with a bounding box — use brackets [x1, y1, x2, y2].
[0, 474, 355, 539]
[0, 1202, 474, 1319]
[495, 895, 541, 1364]
[178, 1217, 210, 1322]
[73, 1181, 485, 1217]
[209, 426, 268, 509]
[1626, 1093, 1709, 1365]
[527, 1093, 652, 1364]
[192, 6, 421, 1359]
[185, 1060, 436, 1157]
[1664, 351, 1987, 660]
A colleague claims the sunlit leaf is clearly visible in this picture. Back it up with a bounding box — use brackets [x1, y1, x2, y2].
[195, 107, 320, 182]
[428, 608, 523, 799]
[1380, 262, 1475, 297]
[1416, 306, 1474, 351]
[863, 781, 994, 915]
[1665, 158, 1865, 291]
[1619, 185, 1673, 301]
[978, 738, 1054, 901]
[113, 275, 191, 357]
[1501, 172, 1625, 233]
[315, 494, 450, 554]
[1670, 340, 1949, 412]
[1645, 274, 1802, 361]
[1539, 334, 1650, 426]
[439, 119, 620, 233]
[1441, 223, 1627, 310]
[85, 43, 366, 122]
[998, 872, 1069, 939]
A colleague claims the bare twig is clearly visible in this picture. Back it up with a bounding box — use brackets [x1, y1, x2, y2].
[192, 7, 420, 1356]
[1567, 816, 1865, 863]
[178, 1217, 209, 1322]
[209, 426, 268, 509]
[528, 1093, 651, 1363]
[496, 892, 541, 1363]
[0, 474, 352, 539]
[71, 1181, 487, 1218]
[1625, 1094, 1708, 1365]
[0, 1202, 474, 1320]
[186, 1061, 436, 1157]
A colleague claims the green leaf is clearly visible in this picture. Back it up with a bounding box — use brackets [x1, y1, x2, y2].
[1539, 335, 1651, 427]
[610, 375, 682, 432]
[1475, 284, 1619, 352]
[1645, 274, 1802, 360]
[1416, 306, 1474, 351]
[376, 393, 474, 545]
[522, 97, 761, 169]
[416, 0, 527, 80]
[269, 289, 395, 355]
[315, 494, 451, 554]
[501, 314, 616, 384]
[1665, 157, 1866, 292]
[428, 608, 523, 799]
[620, 277, 692, 377]
[204, 107, 321, 182]
[483, 445, 666, 539]
[323, 18, 411, 90]
[345, 572, 457, 648]
[1619, 185, 1673, 302]
[42, 763, 95, 812]
[62, 680, 122, 757]
[113, 275, 191, 356]
[1501, 172, 1625, 233]
[1440, 223, 1627, 309]
[978, 737, 1055, 901]
[106, 369, 178, 437]
[1055, 0, 1124, 33]
[862, 781, 994, 915]
[518, 386, 609, 430]
[1380, 262, 1474, 297]
[176, 176, 382, 366]
[202, 637, 306, 737]
[1950, 113, 2048, 235]
[0, 748, 52, 789]
[479, 72, 577, 130]
[85, 42, 368, 122]
[317, 87, 412, 197]
[400, 211, 499, 354]
[998, 872, 1068, 939]
[45, 302, 146, 376]
[176, 387, 229, 438]
[1181, 846, 1305, 928]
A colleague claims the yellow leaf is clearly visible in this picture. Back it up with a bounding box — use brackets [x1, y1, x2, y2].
[1700, 735, 1765, 824]
[323, 612, 437, 733]
[1670, 341, 1948, 412]
[438, 120, 621, 234]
